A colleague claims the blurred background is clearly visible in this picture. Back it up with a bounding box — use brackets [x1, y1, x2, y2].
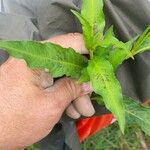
[28, 122, 150, 150]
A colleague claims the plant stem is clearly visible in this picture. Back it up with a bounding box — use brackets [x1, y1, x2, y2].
[132, 46, 150, 55]
[89, 51, 93, 59]
[135, 128, 149, 150]
[131, 26, 150, 53]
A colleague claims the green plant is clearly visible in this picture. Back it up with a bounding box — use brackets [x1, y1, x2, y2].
[82, 122, 150, 150]
[0, 0, 150, 134]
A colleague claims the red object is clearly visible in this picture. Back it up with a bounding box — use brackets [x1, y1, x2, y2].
[76, 114, 114, 142]
[144, 100, 150, 104]
[76, 100, 150, 142]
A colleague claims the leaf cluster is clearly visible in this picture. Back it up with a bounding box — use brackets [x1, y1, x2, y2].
[0, 0, 150, 134]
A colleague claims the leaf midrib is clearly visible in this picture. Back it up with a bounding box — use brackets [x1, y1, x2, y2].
[125, 109, 150, 125]
[1, 46, 84, 69]
[92, 59, 123, 118]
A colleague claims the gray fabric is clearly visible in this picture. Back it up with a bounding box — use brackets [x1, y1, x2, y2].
[0, 10, 41, 65]
[0, 13, 40, 40]
[2, 0, 82, 39]
[0, 49, 9, 65]
[37, 116, 82, 150]
[38, 123, 66, 150]
[0, 0, 150, 150]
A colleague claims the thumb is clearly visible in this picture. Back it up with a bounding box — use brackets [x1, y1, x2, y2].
[45, 77, 92, 111]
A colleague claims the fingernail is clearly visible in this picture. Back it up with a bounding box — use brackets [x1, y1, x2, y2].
[81, 83, 92, 93]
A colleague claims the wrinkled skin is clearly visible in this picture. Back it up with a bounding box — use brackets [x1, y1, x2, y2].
[0, 33, 95, 150]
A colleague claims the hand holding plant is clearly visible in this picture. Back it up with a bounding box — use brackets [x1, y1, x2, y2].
[0, 34, 93, 149]
[0, 0, 150, 136]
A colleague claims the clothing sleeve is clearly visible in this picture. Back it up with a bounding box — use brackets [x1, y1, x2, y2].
[0, 12, 41, 66]
[2, 0, 82, 40]
[0, 0, 41, 65]
[0, 49, 9, 66]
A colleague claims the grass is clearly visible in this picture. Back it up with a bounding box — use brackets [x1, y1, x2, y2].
[82, 122, 150, 150]
[27, 145, 39, 150]
[28, 122, 150, 150]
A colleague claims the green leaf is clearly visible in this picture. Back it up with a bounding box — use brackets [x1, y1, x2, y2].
[100, 26, 119, 47]
[108, 37, 137, 70]
[81, 0, 105, 35]
[132, 36, 150, 55]
[91, 94, 104, 105]
[95, 27, 135, 70]
[71, 10, 93, 51]
[131, 25, 150, 55]
[94, 46, 110, 58]
[125, 36, 139, 51]
[78, 68, 90, 83]
[72, 0, 105, 54]
[124, 96, 150, 136]
[87, 57, 125, 133]
[108, 47, 132, 70]
[0, 40, 87, 78]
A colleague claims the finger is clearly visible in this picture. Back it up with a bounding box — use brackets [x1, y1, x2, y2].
[45, 33, 88, 54]
[81, 82, 93, 94]
[73, 95, 95, 117]
[66, 104, 81, 119]
[31, 69, 53, 89]
[44, 78, 91, 111]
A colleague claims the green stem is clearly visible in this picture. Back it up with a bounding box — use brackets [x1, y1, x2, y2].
[132, 26, 150, 53]
[132, 46, 150, 55]
[135, 128, 149, 150]
[90, 51, 93, 59]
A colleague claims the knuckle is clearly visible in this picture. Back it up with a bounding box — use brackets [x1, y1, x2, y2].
[63, 78, 81, 100]
[67, 33, 82, 40]
[32, 69, 54, 89]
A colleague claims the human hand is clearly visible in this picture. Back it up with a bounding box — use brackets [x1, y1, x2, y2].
[47, 33, 95, 119]
[0, 33, 94, 150]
